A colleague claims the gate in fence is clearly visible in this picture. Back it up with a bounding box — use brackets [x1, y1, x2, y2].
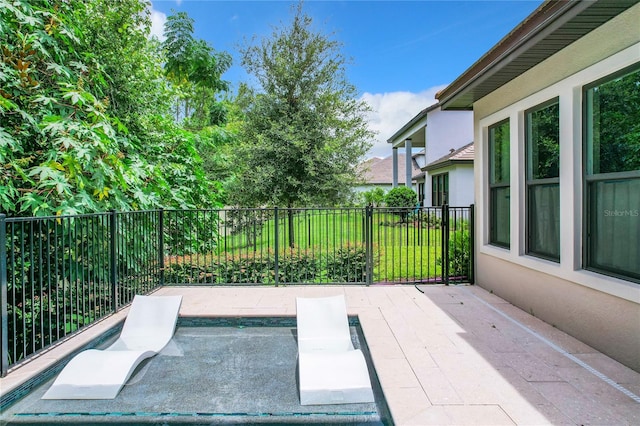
[1, 205, 473, 375]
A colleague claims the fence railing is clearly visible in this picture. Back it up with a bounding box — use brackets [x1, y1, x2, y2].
[1, 205, 473, 375]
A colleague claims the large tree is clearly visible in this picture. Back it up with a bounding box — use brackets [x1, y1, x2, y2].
[74, 0, 171, 133]
[0, 0, 226, 216]
[230, 3, 373, 212]
[163, 12, 232, 129]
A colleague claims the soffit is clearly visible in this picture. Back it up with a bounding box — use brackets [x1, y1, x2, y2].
[438, 0, 638, 110]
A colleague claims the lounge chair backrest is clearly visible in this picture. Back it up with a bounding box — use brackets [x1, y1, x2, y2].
[116, 295, 182, 352]
[296, 295, 354, 353]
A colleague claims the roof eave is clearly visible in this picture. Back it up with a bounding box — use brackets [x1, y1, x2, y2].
[436, 0, 628, 110]
[424, 159, 474, 172]
[387, 102, 440, 144]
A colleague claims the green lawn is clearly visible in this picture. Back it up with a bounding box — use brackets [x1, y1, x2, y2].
[168, 209, 447, 283]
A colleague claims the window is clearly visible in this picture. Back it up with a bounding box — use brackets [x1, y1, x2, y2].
[489, 119, 510, 247]
[431, 173, 448, 206]
[584, 63, 640, 283]
[526, 99, 560, 261]
[418, 182, 425, 204]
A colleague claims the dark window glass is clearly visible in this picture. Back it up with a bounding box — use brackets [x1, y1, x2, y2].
[526, 100, 560, 261]
[586, 68, 640, 175]
[489, 120, 510, 248]
[431, 173, 448, 206]
[584, 64, 640, 283]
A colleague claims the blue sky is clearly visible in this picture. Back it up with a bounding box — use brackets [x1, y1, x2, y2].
[149, 0, 543, 158]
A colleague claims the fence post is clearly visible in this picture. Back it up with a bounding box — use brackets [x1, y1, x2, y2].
[158, 209, 165, 287]
[417, 207, 421, 246]
[469, 204, 475, 285]
[109, 210, 118, 312]
[365, 205, 373, 286]
[274, 207, 279, 287]
[442, 204, 449, 285]
[1, 214, 8, 377]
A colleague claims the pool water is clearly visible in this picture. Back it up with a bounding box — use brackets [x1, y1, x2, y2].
[1, 317, 392, 425]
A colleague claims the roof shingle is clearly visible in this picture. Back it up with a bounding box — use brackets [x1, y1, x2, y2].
[358, 154, 421, 185]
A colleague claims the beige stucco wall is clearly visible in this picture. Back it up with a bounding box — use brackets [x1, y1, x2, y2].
[472, 4, 640, 372]
[477, 255, 640, 372]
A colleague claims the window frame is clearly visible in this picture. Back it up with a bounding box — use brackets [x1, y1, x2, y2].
[582, 62, 640, 283]
[525, 98, 560, 262]
[488, 118, 510, 248]
[431, 172, 448, 207]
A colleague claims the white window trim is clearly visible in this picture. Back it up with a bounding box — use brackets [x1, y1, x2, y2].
[477, 42, 640, 304]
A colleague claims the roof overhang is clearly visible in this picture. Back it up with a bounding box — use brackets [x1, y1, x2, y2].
[387, 102, 440, 148]
[437, 0, 638, 110]
[424, 159, 473, 172]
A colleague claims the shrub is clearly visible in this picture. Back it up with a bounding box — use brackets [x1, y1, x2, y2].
[164, 259, 219, 284]
[361, 188, 386, 206]
[385, 187, 417, 222]
[438, 230, 471, 278]
[425, 213, 442, 228]
[216, 255, 274, 284]
[277, 250, 320, 283]
[326, 245, 367, 283]
[164, 250, 321, 284]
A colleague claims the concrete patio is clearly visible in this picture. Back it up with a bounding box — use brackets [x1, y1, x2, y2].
[2, 284, 639, 425]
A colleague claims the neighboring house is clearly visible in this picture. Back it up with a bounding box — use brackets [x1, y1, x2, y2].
[437, 0, 640, 372]
[355, 154, 421, 196]
[423, 142, 474, 207]
[411, 150, 427, 205]
[387, 102, 474, 206]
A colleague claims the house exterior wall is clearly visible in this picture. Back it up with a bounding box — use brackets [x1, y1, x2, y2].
[425, 109, 473, 164]
[449, 165, 474, 207]
[476, 256, 640, 372]
[353, 183, 414, 195]
[352, 184, 391, 194]
[473, 4, 640, 371]
[425, 165, 474, 207]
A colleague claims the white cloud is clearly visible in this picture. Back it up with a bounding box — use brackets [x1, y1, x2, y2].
[148, 5, 167, 42]
[360, 85, 446, 159]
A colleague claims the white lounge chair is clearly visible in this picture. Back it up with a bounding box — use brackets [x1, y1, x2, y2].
[296, 295, 375, 405]
[42, 294, 182, 400]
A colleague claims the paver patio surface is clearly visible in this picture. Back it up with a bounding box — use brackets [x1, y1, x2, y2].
[2, 284, 639, 425]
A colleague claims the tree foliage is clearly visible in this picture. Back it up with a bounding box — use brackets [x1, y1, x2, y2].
[229, 3, 373, 209]
[74, 0, 171, 133]
[385, 187, 417, 209]
[0, 0, 229, 216]
[361, 188, 386, 207]
[592, 67, 640, 174]
[162, 11, 232, 129]
[528, 102, 559, 180]
[385, 186, 417, 222]
[163, 11, 196, 84]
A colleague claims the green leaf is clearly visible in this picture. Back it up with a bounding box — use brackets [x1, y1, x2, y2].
[40, 116, 66, 134]
[32, 95, 56, 106]
[46, 62, 72, 78]
[69, 60, 88, 73]
[0, 96, 18, 112]
[18, 192, 48, 216]
[62, 90, 82, 106]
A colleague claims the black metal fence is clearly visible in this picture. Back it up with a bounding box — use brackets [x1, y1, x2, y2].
[1, 205, 473, 375]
